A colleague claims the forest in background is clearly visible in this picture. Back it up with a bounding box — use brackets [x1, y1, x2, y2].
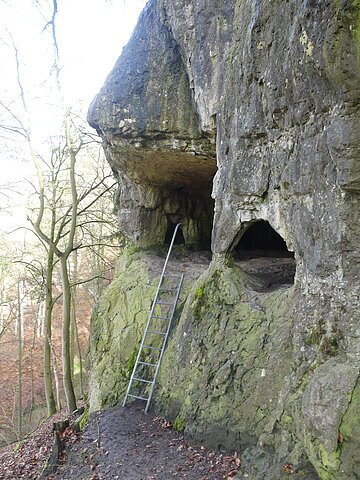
[0, 0, 144, 446]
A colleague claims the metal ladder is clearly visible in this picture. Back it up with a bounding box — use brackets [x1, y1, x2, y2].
[123, 223, 184, 413]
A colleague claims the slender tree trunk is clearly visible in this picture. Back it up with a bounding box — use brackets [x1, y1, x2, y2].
[17, 280, 23, 440]
[60, 255, 77, 413]
[70, 282, 75, 382]
[72, 294, 84, 398]
[44, 247, 56, 416]
[28, 294, 41, 430]
[50, 343, 62, 411]
[70, 245, 78, 383]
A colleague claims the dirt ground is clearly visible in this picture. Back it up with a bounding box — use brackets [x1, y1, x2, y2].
[48, 403, 240, 480]
[0, 402, 240, 479]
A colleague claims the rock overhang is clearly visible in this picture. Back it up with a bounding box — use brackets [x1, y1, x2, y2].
[88, 0, 217, 248]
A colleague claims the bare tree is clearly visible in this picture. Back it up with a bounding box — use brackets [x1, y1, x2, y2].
[0, 1, 119, 417]
[27, 117, 116, 412]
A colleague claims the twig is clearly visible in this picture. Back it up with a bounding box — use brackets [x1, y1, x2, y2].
[96, 416, 101, 448]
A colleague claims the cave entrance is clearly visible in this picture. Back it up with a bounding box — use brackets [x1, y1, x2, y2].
[233, 220, 295, 290]
[162, 186, 214, 254]
[165, 222, 185, 246]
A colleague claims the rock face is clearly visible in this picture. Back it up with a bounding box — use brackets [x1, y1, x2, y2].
[88, 1, 360, 479]
[88, 1, 216, 248]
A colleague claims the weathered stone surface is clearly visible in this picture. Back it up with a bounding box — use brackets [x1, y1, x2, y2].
[88, 0, 216, 248]
[88, 1, 360, 479]
[156, 261, 296, 450]
[89, 250, 157, 410]
[89, 248, 211, 410]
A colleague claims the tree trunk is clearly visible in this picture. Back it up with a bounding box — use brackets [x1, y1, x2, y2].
[73, 293, 84, 399]
[70, 305, 75, 382]
[51, 345, 62, 411]
[44, 247, 57, 416]
[17, 280, 23, 440]
[60, 255, 77, 413]
[70, 244, 78, 383]
[28, 293, 41, 430]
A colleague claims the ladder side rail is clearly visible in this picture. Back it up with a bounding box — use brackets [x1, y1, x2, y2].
[145, 273, 184, 413]
[122, 274, 164, 406]
[122, 266, 167, 405]
[123, 223, 182, 407]
[159, 223, 181, 279]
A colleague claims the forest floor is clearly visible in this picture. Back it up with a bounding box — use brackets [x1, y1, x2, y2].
[0, 403, 240, 480]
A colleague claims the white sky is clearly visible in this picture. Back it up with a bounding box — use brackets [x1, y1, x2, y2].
[0, 0, 147, 234]
[57, 0, 147, 106]
[1, 0, 147, 131]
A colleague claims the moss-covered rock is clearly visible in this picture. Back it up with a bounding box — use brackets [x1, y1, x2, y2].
[156, 260, 296, 453]
[173, 415, 186, 432]
[78, 407, 90, 431]
[89, 249, 159, 410]
[89, 248, 210, 411]
[89, 247, 360, 479]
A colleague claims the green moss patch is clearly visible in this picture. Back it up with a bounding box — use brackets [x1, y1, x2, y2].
[173, 415, 186, 432]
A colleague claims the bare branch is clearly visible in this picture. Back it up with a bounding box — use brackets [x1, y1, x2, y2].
[42, 0, 59, 62]
[70, 275, 107, 289]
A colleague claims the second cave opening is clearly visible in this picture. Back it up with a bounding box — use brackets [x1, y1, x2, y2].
[232, 220, 295, 290]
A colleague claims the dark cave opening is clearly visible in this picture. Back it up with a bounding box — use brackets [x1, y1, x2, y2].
[236, 220, 294, 257]
[233, 220, 295, 290]
[165, 222, 185, 246]
[162, 185, 214, 252]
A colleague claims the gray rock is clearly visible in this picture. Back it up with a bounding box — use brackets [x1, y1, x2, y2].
[87, 1, 360, 478]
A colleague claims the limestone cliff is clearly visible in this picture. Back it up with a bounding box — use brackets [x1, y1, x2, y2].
[88, 1, 360, 479]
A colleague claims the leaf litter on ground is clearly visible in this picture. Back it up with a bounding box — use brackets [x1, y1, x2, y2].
[0, 403, 241, 479]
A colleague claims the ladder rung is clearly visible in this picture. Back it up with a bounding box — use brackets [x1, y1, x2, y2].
[142, 345, 161, 350]
[138, 361, 158, 367]
[151, 315, 170, 320]
[127, 394, 148, 401]
[155, 300, 173, 305]
[164, 273, 181, 278]
[133, 377, 153, 384]
[147, 330, 166, 336]
[159, 287, 177, 292]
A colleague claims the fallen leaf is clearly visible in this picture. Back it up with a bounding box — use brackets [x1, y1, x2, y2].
[226, 469, 239, 479]
[282, 463, 298, 474]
